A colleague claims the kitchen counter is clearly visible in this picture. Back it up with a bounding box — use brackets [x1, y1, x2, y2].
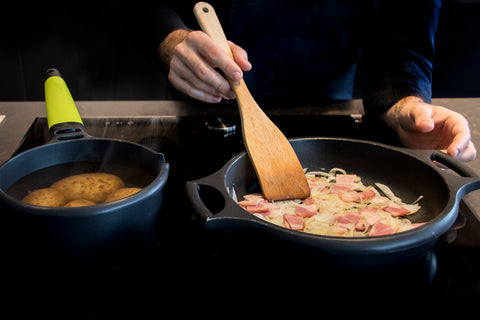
[1, 98, 479, 217]
[1, 98, 480, 314]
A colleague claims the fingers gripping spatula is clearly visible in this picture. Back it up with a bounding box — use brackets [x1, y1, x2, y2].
[194, 2, 310, 200]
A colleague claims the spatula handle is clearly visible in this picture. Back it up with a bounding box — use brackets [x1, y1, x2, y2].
[193, 2, 233, 60]
[193, 2, 251, 107]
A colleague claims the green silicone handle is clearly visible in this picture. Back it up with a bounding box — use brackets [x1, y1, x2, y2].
[44, 69, 83, 129]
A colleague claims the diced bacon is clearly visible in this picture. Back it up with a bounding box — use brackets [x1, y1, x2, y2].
[244, 202, 270, 213]
[339, 189, 376, 203]
[332, 174, 357, 193]
[243, 201, 283, 217]
[264, 202, 282, 218]
[283, 214, 304, 230]
[355, 221, 366, 231]
[369, 222, 397, 236]
[383, 202, 410, 217]
[239, 170, 423, 238]
[295, 203, 317, 217]
[358, 189, 376, 200]
[359, 207, 381, 226]
[238, 198, 263, 206]
[254, 211, 270, 217]
[244, 193, 263, 200]
[239, 194, 264, 206]
[356, 207, 381, 231]
[338, 192, 360, 202]
[330, 184, 351, 194]
[302, 197, 316, 205]
[335, 174, 356, 185]
[334, 212, 360, 229]
[331, 174, 356, 194]
[267, 202, 280, 209]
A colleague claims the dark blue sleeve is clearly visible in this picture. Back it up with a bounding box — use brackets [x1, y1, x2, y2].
[360, 0, 442, 117]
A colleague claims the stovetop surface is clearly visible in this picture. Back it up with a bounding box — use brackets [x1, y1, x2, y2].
[4, 113, 480, 315]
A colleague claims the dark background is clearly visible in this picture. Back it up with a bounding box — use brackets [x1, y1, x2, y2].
[0, 0, 478, 101]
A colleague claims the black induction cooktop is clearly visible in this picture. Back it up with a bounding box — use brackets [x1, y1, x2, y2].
[3, 113, 480, 316]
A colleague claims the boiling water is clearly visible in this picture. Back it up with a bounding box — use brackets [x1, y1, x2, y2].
[6, 161, 156, 202]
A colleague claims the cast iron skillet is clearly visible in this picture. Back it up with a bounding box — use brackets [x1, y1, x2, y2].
[186, 138, 480, 268]
[0, 69, 170, 270]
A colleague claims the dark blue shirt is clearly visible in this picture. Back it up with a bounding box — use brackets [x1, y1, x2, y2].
[150, 0, 442, 116]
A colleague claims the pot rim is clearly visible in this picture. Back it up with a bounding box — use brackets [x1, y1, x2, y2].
[0, 138, 170, 217]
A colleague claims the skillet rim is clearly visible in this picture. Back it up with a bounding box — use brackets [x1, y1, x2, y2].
[204, 137, 467, 253]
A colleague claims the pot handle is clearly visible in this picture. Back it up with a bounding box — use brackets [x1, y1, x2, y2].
[185, 171, 260, 230]
[44, 68, 90, 142]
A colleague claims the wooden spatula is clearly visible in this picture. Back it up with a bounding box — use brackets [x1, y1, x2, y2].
[194, 2, 310, 200]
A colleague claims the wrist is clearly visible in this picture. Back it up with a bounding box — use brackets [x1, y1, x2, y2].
[381, 96, 425, 132]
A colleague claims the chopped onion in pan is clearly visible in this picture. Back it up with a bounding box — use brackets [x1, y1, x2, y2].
[238, 169, 424, 237]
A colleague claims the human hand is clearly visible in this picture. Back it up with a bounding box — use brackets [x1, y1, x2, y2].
[381, 96, 477, 162]
[159, 29, 252, 103]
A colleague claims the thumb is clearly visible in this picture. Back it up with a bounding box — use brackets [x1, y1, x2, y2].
[229, 41, 252, 72]
[412, 104, 435, 133]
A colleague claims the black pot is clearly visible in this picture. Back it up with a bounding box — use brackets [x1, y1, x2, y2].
[0, 69, 169, 270]
[186, 137, 480, 268]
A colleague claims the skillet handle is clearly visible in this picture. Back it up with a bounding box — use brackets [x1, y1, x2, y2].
[185, 171, 259, 230]
[430, 151, 479, 178]
[413, 149, 480, 198]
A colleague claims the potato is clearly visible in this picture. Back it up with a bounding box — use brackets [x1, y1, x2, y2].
[51, 173, 124, 203]
[22, 188, 67, 207]
[104, 187, 142, 203]
[64, 199, 96, 207]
